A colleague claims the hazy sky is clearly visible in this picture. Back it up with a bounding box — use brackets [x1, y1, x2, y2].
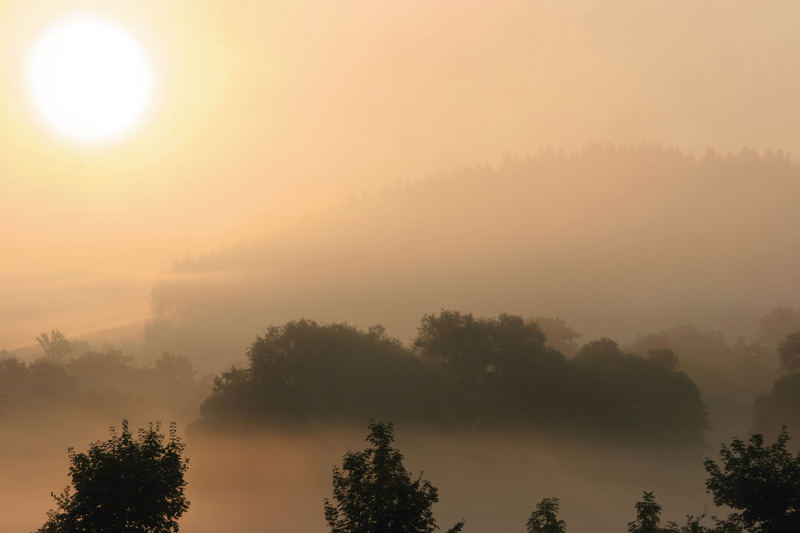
[3, 0, 800, 347]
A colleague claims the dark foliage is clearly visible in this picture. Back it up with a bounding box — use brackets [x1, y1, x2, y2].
[704, 429, 800, 533]
[626, 491, 675, 533]
[526, 498, 566, 533]
[323, 421, 463, 533]
[201, 320, 441, 426]
[201, 311, 707, 444]
[414, 311, 570, 427]
[571, 339, 707, 443]
[36, 420, 189, 533]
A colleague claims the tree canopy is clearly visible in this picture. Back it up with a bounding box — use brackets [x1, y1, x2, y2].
[37, 420, 189, 533]
[323, 421, 464, 533]
[704, 429, 800, 533]
[36, 329, 73, 364]
[526, 498, 566, 533]
[200, 311, 707, 444]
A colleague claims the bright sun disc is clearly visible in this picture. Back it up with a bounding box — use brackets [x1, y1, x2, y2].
[27, 15, 153, 142]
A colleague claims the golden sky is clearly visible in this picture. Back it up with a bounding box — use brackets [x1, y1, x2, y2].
[2, 0, 800, 346]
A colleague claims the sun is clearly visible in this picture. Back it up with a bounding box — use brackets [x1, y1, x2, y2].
[27, 15, 153, 143]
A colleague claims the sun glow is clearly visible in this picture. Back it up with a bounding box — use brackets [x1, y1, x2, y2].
[27, 15, 153, 143]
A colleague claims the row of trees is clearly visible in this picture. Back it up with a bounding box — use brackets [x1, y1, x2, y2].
[10, 310, 800, 447]
[10, 307, 800, 441]
[622, 306, 800, 442]
[524, 431, 800, 533]
[34, 420, 800, 533]
[324, 423, 800, 533]
[199, 311, 707, 444]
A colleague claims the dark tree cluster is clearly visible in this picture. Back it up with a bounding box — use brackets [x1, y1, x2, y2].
[199, 311, 707, 444]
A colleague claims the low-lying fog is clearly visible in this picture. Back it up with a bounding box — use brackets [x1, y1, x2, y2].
[3, 420, 712, 533]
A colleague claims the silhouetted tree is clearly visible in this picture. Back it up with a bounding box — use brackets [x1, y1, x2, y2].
[36, 329, 72, 364]
[627, 491, 674, 533]
[526, 497, 566, 533]
[704, 429, 800, 532]
[323, 421, 464, 533]
[36, 420, 189, 533]
[778, 330, 800, 372]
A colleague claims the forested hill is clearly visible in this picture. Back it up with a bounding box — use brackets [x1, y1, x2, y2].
[145, 145, 800, 368]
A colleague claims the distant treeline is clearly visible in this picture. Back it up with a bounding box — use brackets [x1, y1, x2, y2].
[199, 311, 707, 445]
[0, 340, 209, 422]
[144, 145, 800, 372]
[5, 306, 800, 446]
